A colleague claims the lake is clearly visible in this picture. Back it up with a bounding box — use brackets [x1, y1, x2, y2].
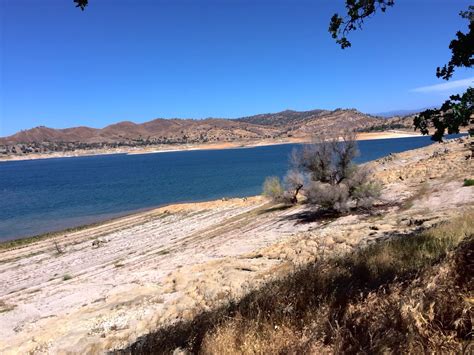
[0, 135, 462, 240]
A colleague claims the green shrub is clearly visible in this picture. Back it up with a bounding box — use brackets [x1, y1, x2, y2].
[262, 176, 284, 202]
[463, 178, 474, 186]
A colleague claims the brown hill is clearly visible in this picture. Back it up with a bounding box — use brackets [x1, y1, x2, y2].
[0, 109, 404, 145]
[235, 109, 329, 126]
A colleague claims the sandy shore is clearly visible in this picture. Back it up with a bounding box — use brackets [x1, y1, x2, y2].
[0, 137, 472, 353]
[0, 131, 421, 162]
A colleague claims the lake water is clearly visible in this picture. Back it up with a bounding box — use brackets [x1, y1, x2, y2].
[0, 135, 463, 240]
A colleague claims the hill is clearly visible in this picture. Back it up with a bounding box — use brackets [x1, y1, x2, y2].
[0, 108, 414, 157]
[0, 109, 405, 145]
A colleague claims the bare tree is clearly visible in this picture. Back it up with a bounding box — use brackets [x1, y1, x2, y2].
[262, 131, 380, 210]
[294, 131, 380, 213]
[333, 131, 359, 183]
[300, 135, 334, 183]
[284, 170, 305, 204]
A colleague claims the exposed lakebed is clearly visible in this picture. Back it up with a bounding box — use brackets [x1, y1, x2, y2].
[0, 135, 463, 240]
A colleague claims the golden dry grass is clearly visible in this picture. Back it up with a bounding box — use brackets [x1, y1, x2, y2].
[200, 211, 473, 354]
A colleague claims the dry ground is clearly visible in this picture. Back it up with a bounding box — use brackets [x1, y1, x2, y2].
[0, 137, 472, 354]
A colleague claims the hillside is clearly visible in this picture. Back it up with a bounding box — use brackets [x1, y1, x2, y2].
[235, 109, 329, 126]
[0, 109, 410, 148]
[0, 108, 418, 159]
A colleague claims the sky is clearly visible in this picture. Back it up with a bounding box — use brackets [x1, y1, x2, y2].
[0, 0, 473, 136]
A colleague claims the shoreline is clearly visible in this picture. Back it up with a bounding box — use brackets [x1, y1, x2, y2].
[0, 131, 424, 245]
[1, 132, 466, 246]
[0, 137, 471, 353]
[0, 195, 257, 249]
[0, 131, 421, 163]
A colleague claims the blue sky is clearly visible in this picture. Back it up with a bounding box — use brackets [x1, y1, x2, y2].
[1, 0, 473, 136]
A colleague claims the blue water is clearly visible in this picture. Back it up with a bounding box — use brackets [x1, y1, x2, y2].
[0, 135, 463, 240]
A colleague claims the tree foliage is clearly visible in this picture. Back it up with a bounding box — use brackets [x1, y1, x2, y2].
[436, 6, 474, 80]
[417, 6, 474, 141]
[414, 88, 473, 142]
[330, 2, 473, 142]
[329, 2, 472, 80]
[74, 0, 88, 10]
[329, 0, 394, 49]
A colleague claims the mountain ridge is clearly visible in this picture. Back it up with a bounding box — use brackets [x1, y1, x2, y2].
[1, 108, 408, 145]
[0, 108, 416, 157]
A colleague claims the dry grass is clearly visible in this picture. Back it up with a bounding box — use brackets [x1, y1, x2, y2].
[400, 182, 430, 210]
[121, 211, 474, 354]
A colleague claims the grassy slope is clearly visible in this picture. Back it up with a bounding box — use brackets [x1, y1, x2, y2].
[122, 211, 473, 354]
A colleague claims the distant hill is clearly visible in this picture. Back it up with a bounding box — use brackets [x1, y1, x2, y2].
[0, 108, 416, 157]
[235, 109, 329, 126]
[1, 108, 404, 146]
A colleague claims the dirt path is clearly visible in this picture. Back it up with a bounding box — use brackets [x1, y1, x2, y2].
[0, 137, 472, 354]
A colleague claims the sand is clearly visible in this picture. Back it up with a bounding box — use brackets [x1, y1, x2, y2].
[0, 137, 472, 354]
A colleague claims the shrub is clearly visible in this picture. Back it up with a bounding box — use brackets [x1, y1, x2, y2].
[297, 131, 380, 212]
[262, 176, 284, 203]
[262, 131, 381, 210]
[306, 181, 350, 213]
[463, 178, 474, 186]
[352, 181, 382, 208]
